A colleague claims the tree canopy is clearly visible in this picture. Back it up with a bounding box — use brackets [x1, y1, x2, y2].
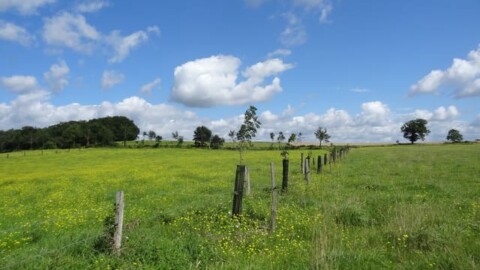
[446, 129, 463, 143]
[314, 127, 330, 148]
[401, 119, 430, 144]
[193, 126, 212, 148]
[235, 105, 261, 163]
[0, 116, 139, 152]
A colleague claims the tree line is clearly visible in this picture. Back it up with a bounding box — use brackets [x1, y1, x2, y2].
[0, 116, 139, 152]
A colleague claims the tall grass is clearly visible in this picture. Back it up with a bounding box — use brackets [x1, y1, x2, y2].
[0, 144, 479, 269]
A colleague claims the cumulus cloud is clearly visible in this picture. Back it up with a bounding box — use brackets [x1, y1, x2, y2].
[101, 70, 124, 89]
[75, 0, 109, 13]
[140, 78, 161, 94]
[0, 92, 476, 143]
[0, 0, 55, 15]
[409, 45, 480, 98]
[42, 11, 159, 62]
[106, 26, 160, 63]
[44, 59, 69, 92]
[0, 20, 34, 45]
[43, 12, 101, 53]
[0, 94, 202, 140]
[171, 55, 293, 107]
[0, 75, 40, 94]
[356, 101, 391, 125]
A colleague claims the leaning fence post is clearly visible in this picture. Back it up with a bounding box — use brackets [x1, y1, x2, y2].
[113, 191, 124, 256]
[270, 162, 277, 232]
[232, 165, 246, 217]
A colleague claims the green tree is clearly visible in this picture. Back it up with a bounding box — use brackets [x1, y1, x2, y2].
[228, 130, 236, 143]
[236, 106, 261, 163]
[401, 119, 430, 144]
[210, 134, 225, 149]
[277, 131, 285, 147]
[148, 130, 157, 141]
[287, 133, 297, 145]
[193, 126, 212, 147]
[172, 131, 184, 147]
[314, 127, 330, 148]
[446, 129, 463, 143]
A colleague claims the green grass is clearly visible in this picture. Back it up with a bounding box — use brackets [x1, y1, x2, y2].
[0, 144, 479, 269]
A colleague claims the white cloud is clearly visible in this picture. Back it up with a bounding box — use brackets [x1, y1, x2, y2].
[140, 78, 161, 94]
[409, 45, 480, 98]
[280, 12, 306, 47]
[171, 55, 293, 107]
[267, 49, 291, 58]
[0, 93, 477, 143]
[75, 0, 109, 13]
[0, 75, 39, 94]
[0, 0, 55, 15]
[356, 101, 391, 125]
[44, 59, 69, 92]
[0, 20, 34, 45]
[43, 12, 101, 53]
[42, 12, 158, 62]
[101, 70, 124, 89]
[292, 0, 332, 23]
[106, 26, 160, 63]
[432, 106, 459, 121]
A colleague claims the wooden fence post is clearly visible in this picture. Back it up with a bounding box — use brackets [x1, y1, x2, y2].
[270, 162, 277, 232]
[329, 153, 332, 173]
[305, 157, 310, 184]
[301, 153, 305, 174]
[245, 166, 251, 196]
[282, 159, 289, 193]
[317, 155, 322, 174]
[113, 191, 124, 256]
[324, 153, 327, 166]
[232, 165, 246, 217]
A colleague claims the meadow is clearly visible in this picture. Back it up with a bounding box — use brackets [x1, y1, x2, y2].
[0, 144, 479, 269]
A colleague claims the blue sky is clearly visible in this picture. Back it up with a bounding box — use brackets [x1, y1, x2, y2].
[1, 0, 480, 142]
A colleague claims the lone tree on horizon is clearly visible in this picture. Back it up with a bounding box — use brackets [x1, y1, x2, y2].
[314, 127, 330, 148]
[193, 126, 212, 147]
[446, 129, 463, 143]
[401, 118, 430, 144]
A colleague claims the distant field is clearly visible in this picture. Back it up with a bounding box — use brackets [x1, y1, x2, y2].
[0, 144, 479, 269]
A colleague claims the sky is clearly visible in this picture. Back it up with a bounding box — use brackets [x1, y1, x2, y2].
[1, 0, 480, 143]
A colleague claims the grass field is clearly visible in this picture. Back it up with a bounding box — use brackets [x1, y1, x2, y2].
[0, 144, 479, 269]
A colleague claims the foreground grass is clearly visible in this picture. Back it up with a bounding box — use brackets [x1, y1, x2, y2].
[0, 144, 479, 269]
